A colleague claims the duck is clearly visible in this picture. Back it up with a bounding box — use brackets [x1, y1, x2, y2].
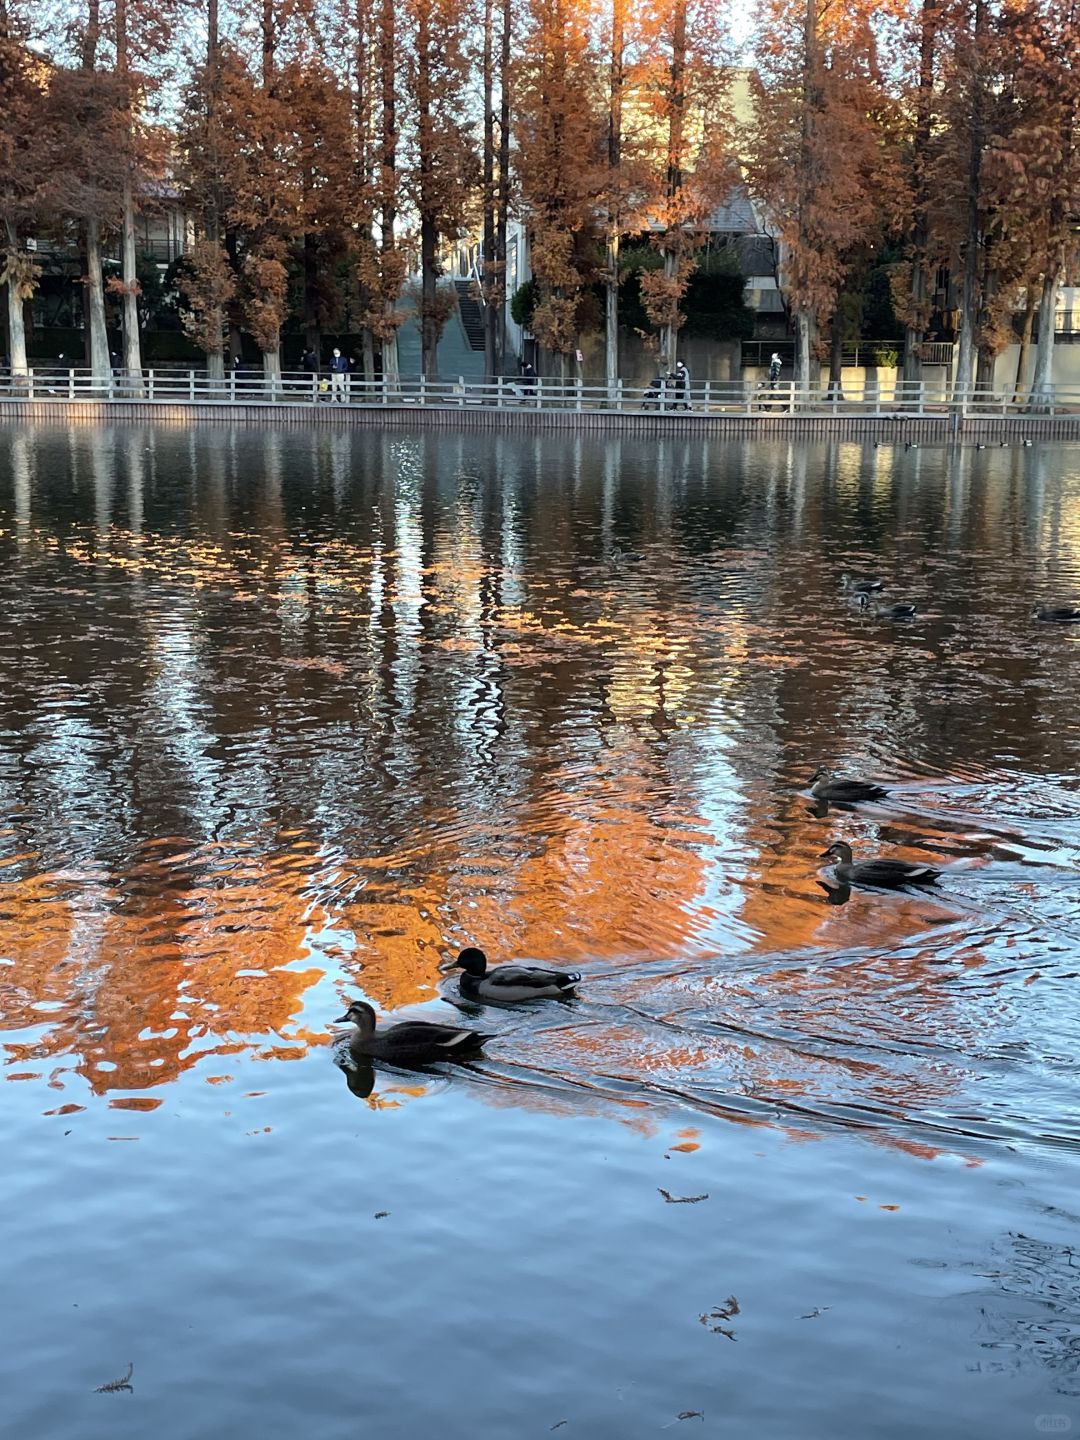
[841, 573, 883, 595]
[858, 594, 917, 620]
[809, 768, 889, 803]
[453, 947, 580, 1002]
[819, 840, 941, 889]
[333, 1000, 493, 1065]
[1033, 604, 1080, 623]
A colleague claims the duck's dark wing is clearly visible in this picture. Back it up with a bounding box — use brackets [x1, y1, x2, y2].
[822, 780, 888, 803]
[853, 860, 939, 886]
[384, 1021, 492, 1049]
[1042, 607, 1080, 623]
[488, 964, 581, 991]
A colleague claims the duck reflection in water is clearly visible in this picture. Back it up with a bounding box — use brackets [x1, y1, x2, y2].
[817, 879, 853, 906]
[341, 1056, 377, 1100]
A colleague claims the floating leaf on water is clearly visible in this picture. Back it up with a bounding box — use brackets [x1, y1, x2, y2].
[94, 1362, 133, 1394]
[658, 1188, 709, 1204]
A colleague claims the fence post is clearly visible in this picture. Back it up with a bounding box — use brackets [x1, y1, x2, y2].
[536, 375, 543, 410]
[575, 376, 582, 412]
[788, 382, 795, 416]
[28, 367, 36, 401]
[68, 367, 75, 401]
[148, 369, 155, 402]
[419, 374, 426, 408]
[188, 369, 195, 402]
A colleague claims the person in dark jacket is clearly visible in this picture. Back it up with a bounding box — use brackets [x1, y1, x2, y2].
[330, 347, 349, 403]
[672, 359, 690, 410]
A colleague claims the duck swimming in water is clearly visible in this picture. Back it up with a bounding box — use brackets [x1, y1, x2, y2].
[453, 947, 580, 1002]
[841, 573, 883, 595]
[819, 841, 940, 889]
[809, 768, 889, 804]
[858, 593, 917, 620]
[1033, 604, 1080, 623]
[333, 1000, 493, 1065]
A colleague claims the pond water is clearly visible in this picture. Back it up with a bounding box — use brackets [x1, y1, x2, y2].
[1, 422, 1079, 1438]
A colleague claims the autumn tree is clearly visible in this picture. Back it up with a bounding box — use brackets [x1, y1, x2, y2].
[748, 0, 903, 391]
[405, 0, 479, 380]
[177, 0, 237, 381]
[1003, 0, 1080, 402]
[481, 0, 513, 379]
[636, 0, 733, 370]
[0, 4, 47, 377]
[357, 0, 407, 387]
[277, 54, 354, 355]
[515, 0, 605, 379]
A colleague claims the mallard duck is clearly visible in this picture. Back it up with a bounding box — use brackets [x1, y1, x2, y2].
[809, 768, 889, 803]
[841, 573, 883, 594]
[1033, 604, 1080, 623]
[333, 1000, 493, 1065]
[453, 947, 580, 1001]
[858, 594, 917, 619]
[819, 840, 940, 888]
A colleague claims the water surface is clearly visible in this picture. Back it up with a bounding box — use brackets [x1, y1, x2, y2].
[1, 423, 1079, 1437]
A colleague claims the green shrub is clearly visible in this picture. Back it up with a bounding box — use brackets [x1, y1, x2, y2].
[510, 279, 537, 330]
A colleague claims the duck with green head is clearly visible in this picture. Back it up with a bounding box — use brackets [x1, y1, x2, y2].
[452, 947, 580, 1002]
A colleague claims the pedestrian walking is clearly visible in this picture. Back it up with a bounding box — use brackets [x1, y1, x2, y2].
[769, 352, 782, 388]
[300, 347, 319, 398]
[673, 359, 690, 410]
[330, 347, 349, 403]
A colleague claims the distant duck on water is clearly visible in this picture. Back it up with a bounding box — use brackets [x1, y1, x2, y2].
[841, 573, 883, 595]
[453, 947, 581, 1002]
[819, 840, 941, 889]
[333, 1000, 493, 1065]
[858, 593, 917, 620]
[1033, 604, 1080, 623]
[809, 768, 889, 804]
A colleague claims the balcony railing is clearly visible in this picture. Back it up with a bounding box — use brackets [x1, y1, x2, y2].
[0, 366, 1075, 415]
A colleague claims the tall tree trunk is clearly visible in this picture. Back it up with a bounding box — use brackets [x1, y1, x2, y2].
[2, 216, 29, 377]
[204, 0, 226, 382]
[303, 232, 320, 352]
[378, 0, 399, 389]
[420, 216, 438, 382]
[1013, 283, 1037, 401]
[796, 311, 813, 395]
[495, 0, 511, 374]
[795, 0, 818, 394]
[975, 241, 996, 391]
[257, 0, 281, 379]
[1030, 267, 1059, 407]
[660, 0, 686, 371]
[903, 0, 938, 388]
[262, 347, 282, 385]
[953, 0, 986, 401]
[605, 0, 625, 398]
[85, 216, 111, 384]
[828, 314, 843, 396]
[416, 0, 438, 382]
[81, 0, 110, 385]
[482, 0, 497, 381]
[119, 178, 143, 392]
[115, 0, 143, 394]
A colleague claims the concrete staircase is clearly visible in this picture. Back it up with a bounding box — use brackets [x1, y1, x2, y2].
[453, 281, 487, 352]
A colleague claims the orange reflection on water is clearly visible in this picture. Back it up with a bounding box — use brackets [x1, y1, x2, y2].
[0, 840, 327, 1095]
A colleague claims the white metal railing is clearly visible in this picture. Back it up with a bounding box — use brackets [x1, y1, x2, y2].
[0, 367, 1074, 416]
